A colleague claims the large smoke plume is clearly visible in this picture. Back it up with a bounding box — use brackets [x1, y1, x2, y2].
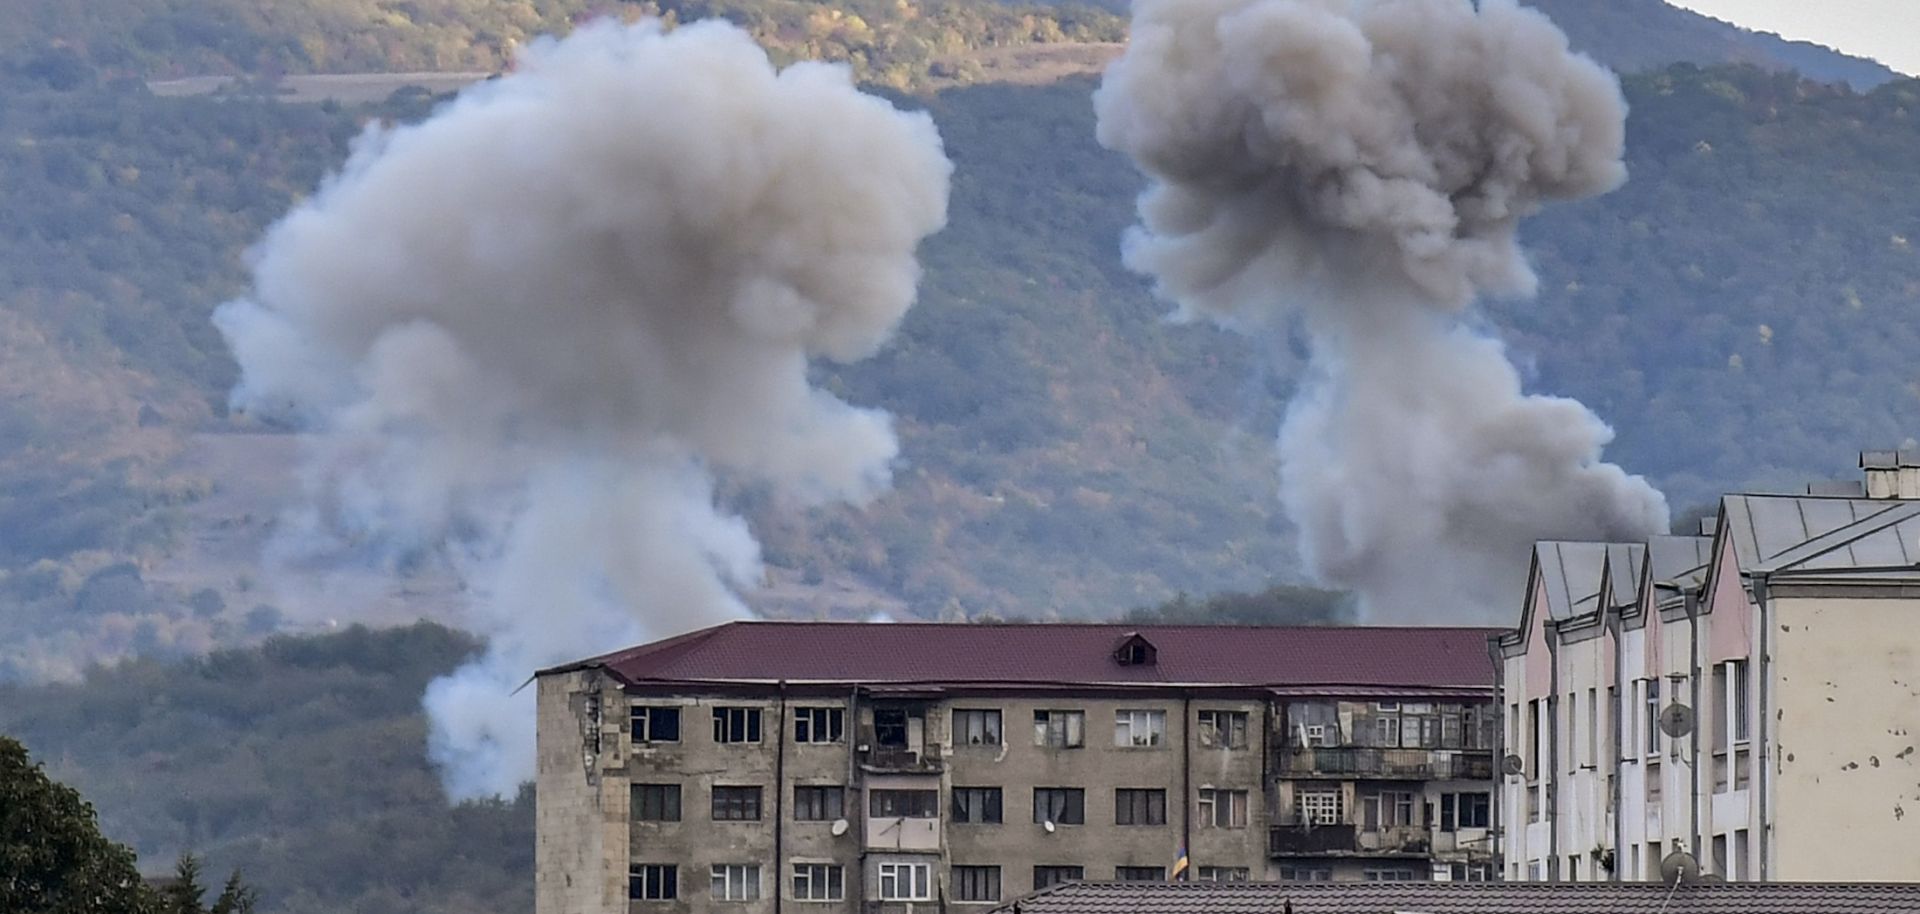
[1095, 0, 1667, 621]
[216, 19, 950, 798]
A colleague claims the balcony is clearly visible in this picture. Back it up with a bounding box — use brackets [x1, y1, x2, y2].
[859, 742, 945, 774]
[1268, 823, 1431, 857]
[1277, 747, 1492, 781]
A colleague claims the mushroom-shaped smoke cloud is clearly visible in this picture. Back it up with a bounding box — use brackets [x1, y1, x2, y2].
[1095, 0, 1666, 622]
[216, 19, 951, 798]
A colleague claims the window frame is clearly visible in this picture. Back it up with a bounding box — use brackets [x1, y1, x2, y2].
[952, 786, 1004, 824]
[952, 865, 1002, 903]
[1114, 788, 1167, 826]
[790, 863, 844, 902]
[877, 862, 932, 901]
[1114, 708, 1167, 748]
[631, 783, 682, 822]
[710, 864, 761, 902]
[629, 863, 678, 901]
[1196, 710, 1249, 749]
[1033, 709, 1086, 749]
[631, 706, 681, 744]
[792, 785, 844, 822]
[712, 706, 763, 745]
[711, 785, 763, 821]
[869, 788, 940, 819]
[793, 706, 844, 745]
[1032, 866, 1084, 891]
[1297, 788, 1344, 826]
[1032, 787, 1086, 825]
[1197, 787, 1249, 829]
[1195, 866, 1250, 882]
[1115, 866, 1166, 881]
[954, 709, 1004, 746]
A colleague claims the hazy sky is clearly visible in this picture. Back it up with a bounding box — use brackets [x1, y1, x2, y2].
[1668, 0, 1920, 75]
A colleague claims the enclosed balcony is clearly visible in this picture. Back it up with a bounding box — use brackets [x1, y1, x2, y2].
[1267, 822, 1432, 857]
[1276, 747, 1492, 781]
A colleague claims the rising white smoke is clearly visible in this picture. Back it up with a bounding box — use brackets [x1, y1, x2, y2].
[1094, 0, 1667, 622]
[215, 19, 951, 798]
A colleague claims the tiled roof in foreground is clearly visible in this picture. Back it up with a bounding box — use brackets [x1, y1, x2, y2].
[544, 621, 1501, 693]
[992, 880, 1920, 914]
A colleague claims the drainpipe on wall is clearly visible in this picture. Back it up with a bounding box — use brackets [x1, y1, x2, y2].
[1607, 610, 1625, 883]
[1752, 574, 1772, 881]
[1685, 589, 1702, 862]
[1486, 635, 1505, 877]
[1181, 694, 1193, 877]
[775, 682, 788, 914]
[849, 686, 865, 909]
[1545, 621, 1561, 880]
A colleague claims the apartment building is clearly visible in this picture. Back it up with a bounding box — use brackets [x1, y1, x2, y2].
[1498, 452, 1920, 882]
[534, 622, 1499, 914]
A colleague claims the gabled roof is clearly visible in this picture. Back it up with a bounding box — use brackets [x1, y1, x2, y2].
[541, 621, 1501, 693]
[1532, 541, 1611, 623]
[992, 880, 1920, 914]
[1646, 534, 1713, 589]
[1600, 542, 1646, 613]
[1720, 494, 1920, 578]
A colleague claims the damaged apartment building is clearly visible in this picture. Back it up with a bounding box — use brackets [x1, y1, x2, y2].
[1499, 450, 1920, 883]
[534, 622, 1501, 914]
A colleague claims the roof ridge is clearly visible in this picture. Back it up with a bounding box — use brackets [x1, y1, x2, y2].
[1760, 499, 1920, 573]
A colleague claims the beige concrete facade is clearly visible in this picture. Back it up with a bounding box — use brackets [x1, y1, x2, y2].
[536, 679, 1495, 914]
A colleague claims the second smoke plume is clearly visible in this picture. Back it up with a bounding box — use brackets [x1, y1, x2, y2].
[1095, 0, 1667, 621]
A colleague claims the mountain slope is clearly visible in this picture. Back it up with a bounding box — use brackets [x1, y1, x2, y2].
[1526, 0, 1898, 89]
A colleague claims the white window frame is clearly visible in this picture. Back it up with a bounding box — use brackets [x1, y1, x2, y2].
[1114, 709, 1167, 748]
[1195, 866, 1249, 882]
[790, 863, 844, 902]
[877, 862, 932, 901]
[793, 706, 843, 744]
[1033, 710, 1086, 748]
[710, 864, 761, 902]
[1196, 710, 1248, 749]
[1297, 789, 1343, 825]
[712, 706, 763, 744]
[954, 709, 1003, 746]
[1197, 787, 1249, 828]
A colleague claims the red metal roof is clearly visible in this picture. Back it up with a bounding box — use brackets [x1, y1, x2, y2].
[548, 621, 1500, 692]
[992, 881, 1920, 914]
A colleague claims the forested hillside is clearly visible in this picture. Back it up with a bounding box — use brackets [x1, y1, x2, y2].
[1528, 0, 1898, 89]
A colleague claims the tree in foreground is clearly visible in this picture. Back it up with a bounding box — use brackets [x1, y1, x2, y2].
[1, 735, 254, 914]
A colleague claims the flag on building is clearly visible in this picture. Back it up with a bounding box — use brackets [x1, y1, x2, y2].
[1170, 844, 1190, 881]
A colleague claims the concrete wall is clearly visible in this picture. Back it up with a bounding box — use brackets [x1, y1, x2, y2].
[1771, 595, 1920, 880]
[537, 669, 629, 914]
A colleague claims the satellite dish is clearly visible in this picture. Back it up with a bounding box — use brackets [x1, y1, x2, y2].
[1659, 850, 1701, 886]
[1501, 754, 1526, 776]
[1659, 703, 1696, 739]
[1043, 820, 1057, 834]
[829, 819, 849, 836]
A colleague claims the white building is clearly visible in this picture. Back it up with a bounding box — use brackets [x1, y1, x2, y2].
[1497, 452, 1920, 882]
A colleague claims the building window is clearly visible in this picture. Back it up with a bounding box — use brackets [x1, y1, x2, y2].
[1363, 868, 1418, 882]
[1644, 679, 1661, 757]
[1362, 790, 1416, 829]
[874, 708, 915, 747]
[631, 783, 681, 822]
[1033, 788, 1085, 825]
[630, 864, 677, 900]
[1297, 788, 1343, 825]
[710, 864, 761, 902]
[952, 786, 1004, 824]
[790, 863, 844, 902]
[1278, 865, 1332, 882]
[1729, 659, 1751, 744]
[1114, 709, 1166, 747]
[1375, 715, 1400, 747]
[1196, 710, 1248, 749]
[631, 706, 680, 744]
[877, 862, 932, 901]
[793, 707, 843, 744]
[953, 865, 1001, 902]
[1196, 867, 1249, 882]
[1303, 724, 1327, 746]
[1438, 792, 1489, 831]
[712, 706, 762, 744]
[711, 786, 762, 821]
[1197, 788, 1248, 828]
[1447, 863, 1492, 882]
[793, 785, 843, 821]
[1034, 710, 1086, 748]
[869, 789, 939, 818]
[954, 709, 1003, 746]
[1032, 866, 1083, 890]
[1377, 701, 1400, 712]
[1115, 866, 1165, 881]
[1114, 788, 1167, 826]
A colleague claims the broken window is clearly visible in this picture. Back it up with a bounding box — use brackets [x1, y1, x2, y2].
[954, 709, 1002, 746]
[793, 706, 843, 744]
[1114, 709, 1166, 747]
[1033, 710, 1085, 748]
[1114, 788, 1166, 826]
[1196, 710, 1248, 749]
[1032, 787, 1085, 825]
[629, 864, 677, 900]
[711, 786, 762, 821]
[631, 706, 680, 744]
[1197, 788, 1248, 828]
[631, 783, 681, 822]
[952, 786, 1003, 824]
[793, 785, 843, 821]
[711, 706, 761, 744]
[874, 708, 911, 747]
[868, 789, 938, 818]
